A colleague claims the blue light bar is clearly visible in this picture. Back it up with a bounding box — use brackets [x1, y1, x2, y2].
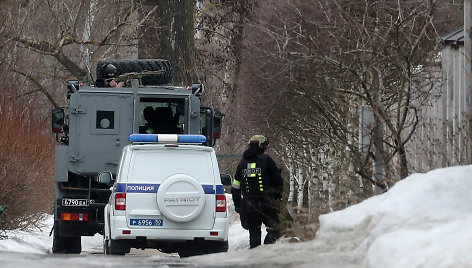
[129, 134, 206, 144]
[177, 135, 206, 143]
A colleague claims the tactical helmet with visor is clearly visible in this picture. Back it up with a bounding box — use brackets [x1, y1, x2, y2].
[249, 135, 269, 150]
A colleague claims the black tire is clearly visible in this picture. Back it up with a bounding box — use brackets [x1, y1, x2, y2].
[95, 59, 172, 86]
[178, 247, 204, 258]
[109, 239, 128, 255]
[204, 241, 229, 254]
[52, 228, 81, 254]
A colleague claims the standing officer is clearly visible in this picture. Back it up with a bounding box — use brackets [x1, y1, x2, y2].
[232, 135, 283, 248]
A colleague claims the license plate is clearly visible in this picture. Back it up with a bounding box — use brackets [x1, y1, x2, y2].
[130, 219, 163, 226]
[62, 198, 93, 207]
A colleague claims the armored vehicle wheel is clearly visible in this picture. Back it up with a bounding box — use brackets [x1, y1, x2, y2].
[96, 59, 172, 86]
[52, 229, 81, 254]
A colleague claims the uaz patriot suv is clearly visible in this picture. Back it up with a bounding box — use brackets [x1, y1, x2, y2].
[100, 134, 230, 257]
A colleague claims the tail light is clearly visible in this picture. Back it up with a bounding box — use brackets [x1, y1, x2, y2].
[60, 212, 88, 221]
[115, 193, 126, 210]
[216, 194, 226, 212]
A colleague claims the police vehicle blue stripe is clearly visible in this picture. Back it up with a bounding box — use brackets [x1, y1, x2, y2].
[202, 185, 224, 194]
[116, 183, 160, 193]
[116, 183, 223, 194]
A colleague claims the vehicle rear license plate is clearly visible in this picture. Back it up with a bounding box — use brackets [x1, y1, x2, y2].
[130, 219, 163, 226]
[62, 198, 93, 206]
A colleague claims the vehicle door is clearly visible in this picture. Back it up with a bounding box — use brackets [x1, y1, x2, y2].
[68, 91, 133, 174]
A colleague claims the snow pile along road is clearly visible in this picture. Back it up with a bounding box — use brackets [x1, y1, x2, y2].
[0, 215, 103, 254]
[192, 165, 472, 267]
[0, 216, 53, 254]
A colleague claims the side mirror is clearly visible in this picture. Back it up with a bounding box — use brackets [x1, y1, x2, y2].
[213, 112, 224, 140]
[52, 108, 65, 133]
[190, 83, 204, 97]
[98, 171, 114, 184]
[220, 174, 232, 186]
[67, 80, 79, 99]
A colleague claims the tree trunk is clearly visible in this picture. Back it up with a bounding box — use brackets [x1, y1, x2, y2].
[138, 0, 196, 85]
[398, 143, 409, 179]
[296, 167, 304, 213]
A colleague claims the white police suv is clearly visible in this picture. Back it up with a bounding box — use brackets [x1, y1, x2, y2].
[100, 134, 231, 257]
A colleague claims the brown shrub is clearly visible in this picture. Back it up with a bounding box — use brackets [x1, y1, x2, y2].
[0, 99, 54, 230]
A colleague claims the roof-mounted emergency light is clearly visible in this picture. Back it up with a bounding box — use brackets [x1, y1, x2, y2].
[129, 134, 206, 144]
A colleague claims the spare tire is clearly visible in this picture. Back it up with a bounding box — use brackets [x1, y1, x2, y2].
[156, 174, 206, 223]
[95, 59, 172, 86]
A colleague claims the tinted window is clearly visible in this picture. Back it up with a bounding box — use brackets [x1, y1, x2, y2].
[128, 149, 213, 183]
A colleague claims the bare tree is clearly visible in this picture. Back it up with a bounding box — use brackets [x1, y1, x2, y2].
[138, 0, 196, 85]
[230, 0, 462, 228]
[0, 0, 142, 108]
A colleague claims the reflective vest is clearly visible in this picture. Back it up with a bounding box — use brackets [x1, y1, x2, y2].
[233, 155, 270, 199]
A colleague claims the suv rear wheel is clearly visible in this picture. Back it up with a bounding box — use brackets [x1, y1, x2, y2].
[178, 248, 204, 258]
[109, 239, 129, 255]
[204, 241, 229, 254]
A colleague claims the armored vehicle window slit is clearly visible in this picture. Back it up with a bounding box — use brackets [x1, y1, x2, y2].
[138, 97, 186, 134]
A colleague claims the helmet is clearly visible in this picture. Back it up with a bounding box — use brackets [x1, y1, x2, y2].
[249, 135, 269, 150]
[103, 64, 117, 78]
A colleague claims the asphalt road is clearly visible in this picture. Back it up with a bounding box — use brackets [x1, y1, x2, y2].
[0, 250, 196, 268]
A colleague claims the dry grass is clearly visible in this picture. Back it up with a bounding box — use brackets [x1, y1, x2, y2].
[280, 206, 322, 242]
[0, 100, 55, 231]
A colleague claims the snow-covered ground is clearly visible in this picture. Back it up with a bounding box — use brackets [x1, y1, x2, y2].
[1, 165, 472, 267]
[0, 190, 262, 254]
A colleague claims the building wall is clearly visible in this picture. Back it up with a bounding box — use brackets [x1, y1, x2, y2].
[407, 45, 471, 173]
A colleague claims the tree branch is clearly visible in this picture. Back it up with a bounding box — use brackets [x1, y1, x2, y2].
[10, 65, 59, 108]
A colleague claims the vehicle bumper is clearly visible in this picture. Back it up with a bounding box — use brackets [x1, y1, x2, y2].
[110, 215, 228, 241]
[55, 205, 105, 236]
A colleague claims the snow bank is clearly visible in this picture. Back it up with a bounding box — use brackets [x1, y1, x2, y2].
[0, 215, 103, 254]
[192, 165, 472, 267]
[316, 164, 472, 267]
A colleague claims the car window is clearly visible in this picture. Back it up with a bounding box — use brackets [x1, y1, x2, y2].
[127, 149, 213, 183]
